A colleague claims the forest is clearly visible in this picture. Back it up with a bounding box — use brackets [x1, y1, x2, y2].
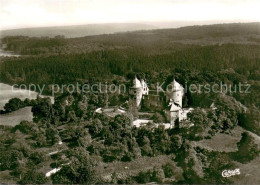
[0, 22, 260, 184]
[1, 23, 260, 85]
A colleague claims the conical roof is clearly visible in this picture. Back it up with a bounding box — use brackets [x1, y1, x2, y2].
[141, 79, 148, 88]
[170, 103, 181, 111]
[132, 77, 142, 88]
[169, 101, 181, 111]
[170, 79, 183, 91]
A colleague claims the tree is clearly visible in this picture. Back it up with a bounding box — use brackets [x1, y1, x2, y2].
[183, 95, 189, 107]
[52, 148, 97, 184]
[66, 110, 78, 122]
[78, 134, 92, 147]
[152, 112, 164, 123]
[45, 127, 60, 145]
[151, 167, 165, 183]
[32, 97, 53, 122]
[113, 114, 131, 129]
[4, 98, 24, 113]
[188, 108, 208, 136]
[238, 108, 260, 135]
[0, 150, 23, 170]
[109, 95, 119, 106]
[141, 137, 153, 156]
[175, 118, 180, 128]
[14, 121, 35, 134]
[62, 126, 88, 146]
[29, 151, 46, 165]
[231, 132, 260, 163]
[170, 135, 182, 152]
[23, 98, 32, 106]
[204, 152, 234, 184]
[162, 163, 176, 178]
[19, 170, 48, 184]
[89, 118, 103, 136]
[134, 171, 151, 183]
[128, 99, 138, 119]
[34, 132, 47, 147]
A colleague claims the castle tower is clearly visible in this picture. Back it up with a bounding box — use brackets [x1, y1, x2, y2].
[141, 79, 149, 95]
[168, 79, 184, 107]
[169, 101, 181, 127]
[130, 77, 143, 107]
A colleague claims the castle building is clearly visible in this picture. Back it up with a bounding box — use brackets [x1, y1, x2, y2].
[129, 77, 149, 107]
[141, 79, 149, 95]
[166, 79, 184, 107]
[166, 79, 185, 127]
[130, 77, 193, 128]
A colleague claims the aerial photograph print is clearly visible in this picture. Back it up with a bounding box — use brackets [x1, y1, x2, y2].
[0, 0, 260, 184]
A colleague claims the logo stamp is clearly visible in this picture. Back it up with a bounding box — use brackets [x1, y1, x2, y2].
[222, 168, 240, 177]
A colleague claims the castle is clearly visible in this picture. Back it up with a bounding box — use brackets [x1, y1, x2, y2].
[130, 77, 193, 127]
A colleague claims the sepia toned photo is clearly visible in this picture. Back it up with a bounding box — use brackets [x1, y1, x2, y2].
[0, 0, 259, 184]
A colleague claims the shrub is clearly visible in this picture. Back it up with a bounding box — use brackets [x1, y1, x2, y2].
[230, 132, 260, 163]
[162, 163, 176, 178]
[4, 98, 25, 113]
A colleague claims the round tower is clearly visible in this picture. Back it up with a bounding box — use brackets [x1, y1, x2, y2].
[169, 102, 181, 127]
[130, 77, 143, 107]
[168, 79, 184, 107]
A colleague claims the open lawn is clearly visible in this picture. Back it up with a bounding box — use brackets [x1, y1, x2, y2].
[95, 155, 183, 182]
[0, 107, 33, 126]
[190, 126, 260, 184]
[191, 126, 243, 152]
[232, 128, 260, 184]
[0, 170, 16, 184]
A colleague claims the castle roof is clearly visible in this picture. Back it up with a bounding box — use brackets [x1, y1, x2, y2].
[170, 103, 181, 111]
[167, 101, 181, 111]
[170, 79, 184, 91]
[141, 79, 148, 88]
[132, 77, 142, 88]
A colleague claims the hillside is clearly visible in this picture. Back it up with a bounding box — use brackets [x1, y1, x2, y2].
[0, 22, 260, 184]
[2, 22, 259, 55]
[80, 22, 260, 46]
[0, 23, 157, 38]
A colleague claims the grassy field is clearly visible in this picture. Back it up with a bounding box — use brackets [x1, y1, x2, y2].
[0, 83, 38, 110]
[231, 128, 260, 184]
[191, 126, 243, 152]
[190, 126, 260, 184]
[94, 126, 260, 183]
[96, 154, 183, 182]
[0, 170, 16, 184]
[0, 107, 33, 126]
[0, 83, 54, 126]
